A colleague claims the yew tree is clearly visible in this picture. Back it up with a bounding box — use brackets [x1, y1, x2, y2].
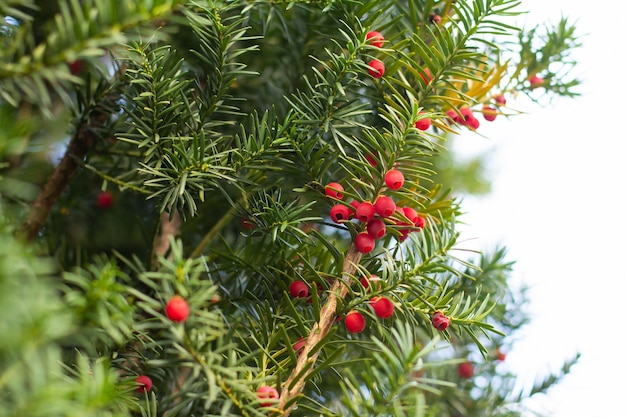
[0, 1, 580, 416]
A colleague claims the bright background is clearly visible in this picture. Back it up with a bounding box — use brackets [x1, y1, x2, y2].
[453, 1, 626, 415]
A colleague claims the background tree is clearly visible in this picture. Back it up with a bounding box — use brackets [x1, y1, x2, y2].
[0, 1, 580, 416]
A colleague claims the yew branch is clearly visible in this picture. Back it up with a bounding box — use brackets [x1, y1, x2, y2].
[276, 244, 362, 416]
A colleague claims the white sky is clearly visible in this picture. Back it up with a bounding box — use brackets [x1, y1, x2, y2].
[453, 1, 626, 415]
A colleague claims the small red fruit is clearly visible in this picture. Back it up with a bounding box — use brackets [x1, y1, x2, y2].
[446, 109, 460, 123]
[293, 337, 306, 356]
[135, 375, 152, 393]
[367, 59, 385, 78]
[466, 115, 480, 130]
[289, 280, 309, 298]
[431, 311, 450, 331]
[414, 114, 431, 131]
[325, 182, 344, 199]
[68, 60, 84, 75]
[365, 152, 378, 167]
[360, 274, 381, 291]
[330, 204, 351, 223]
[165, 295, 190, 322]
[256, 385, 279, 407]
[528, 74, 544, 88]
[345, 310, 366, 333]
[355, 201, 376, 222]
[384, 169, 404, 190]
[374, 195, 396, 218]
[420, 68, 432, 85]
[366, 218, 386, 239]
[240, 218, 255, 230]
[429, 13, 442, 25]
[96, 191, 114, 209]
[414, 215, 425, 229]
[494, 93, 506, 106]
[482, 105, 497, 121]
[401, 206, 419, 225]
[365, 31, 384, 48]
[355, 232, 375, 254]
[458, 361, 474, 378]
[370, 296, 394, 319]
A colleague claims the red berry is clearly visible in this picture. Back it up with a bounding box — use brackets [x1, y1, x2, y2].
[384, 169, 404, 190]
[446, 109, 460, 123]
[330, 204, 351, 223]
[349, 199, 360, 212]
[431, 311, 450, 331]
[494, 93, 506, 106]
[240, 218, 255, 230]
[495, 348, 506, 361]
[293, 337, 306, 356]
[420, 68, 432, 85]
[256, 385, 279, 407]
[325, 182, 344, 199]
[365, 152, 378, 167]
[96, 191, 114, 209]
[466, 116, 480, 130]
[360, 274, 381, 291]
[374, 195, 396, 218]
[429, 13, 442, 24]
[289, 280, 309, 298]
[482, 105, 497, 121]
[345, 310, 366, 333]
[414, 115, 431, 131]
[367, 59, 385, 78]
[355, 232, 375, 254]
[401, 206, 419, 225]
[414, 215, 425, 229]
[370, 296, 394, 319]
[366, 218, 386, 239]
[397, 228, 411, 242]
[165, 295, 190, 323]
[458, 361, 474, 378]
[135, 375, 152, 393]
[459, 107, 474, 124]
[365, 31, 384, 48]
[528, 74, 544, 88]
[68, 60, 84, 75]
[355, 201, 375, 222]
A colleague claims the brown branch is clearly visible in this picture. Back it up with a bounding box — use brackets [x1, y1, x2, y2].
[16, 112, 108, 242]
[277, 244, 362, 416]
[152, 209, 182, 263]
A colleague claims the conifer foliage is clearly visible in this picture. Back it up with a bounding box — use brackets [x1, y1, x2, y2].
[1, 1, 580, 416]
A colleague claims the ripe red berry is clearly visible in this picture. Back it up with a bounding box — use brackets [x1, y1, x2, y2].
[370, 296, 394, 319]
[355, 232, 375, 254]
[345, 310, 366, 333]
[365, 152, 378, 167]
[466, 116, 480, 130]
[256, 385, 279, 407]
[528, 74, 544, 88]
[96, 191, 114, 209]
[355, 201, 375, 222]
[240, 218, 255, 230]
[330, 204, 351, 223]
[429, 13, 442, 24]
[289, 280, 309, 298]
[165, 295, 190, 323]
[366, 218, 386, 239]
[458, 361, 474, 378]
[446, 109, 460, 124]
[360, 274, 381, 291]
[431, 311, 450, 331]
[401, 206, 419, 225]
[135, 375, 152, 393]
[325, 182, 344, 199]
[384, 169, 404, 190]
[349, 199, 360, 212]
[293, 337, 306, 356]
[420, 68, 432, 85]
[367, 59, 385, 78]
[414, 215, 425, 229]
[374, 195, 396, 218]
[414, 114, 431, 131]
[68, 60, 84, 75]
[482, 105, 497, 121]
[494, 93, 506, 106]
[365, 31, 384, 48]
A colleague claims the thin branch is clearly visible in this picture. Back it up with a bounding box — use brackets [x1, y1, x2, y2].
[277, 244, 362, 416]
[16, 112, 107, 242]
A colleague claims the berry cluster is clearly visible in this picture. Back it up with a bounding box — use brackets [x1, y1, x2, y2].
[326, 168, 425, 254]
[365, 30, 385, 79]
